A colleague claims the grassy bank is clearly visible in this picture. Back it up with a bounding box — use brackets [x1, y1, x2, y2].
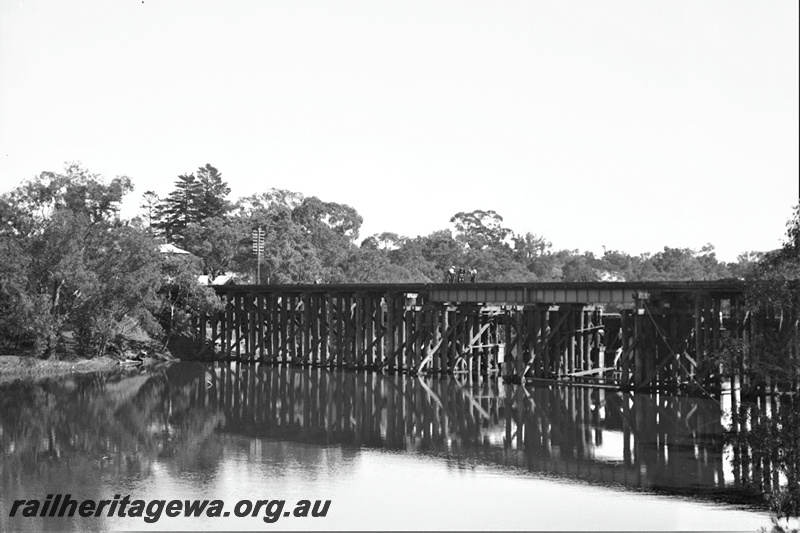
[0, 335, 181, 384]
[0, 322, 200, 384]
[0, 354, 127, 384]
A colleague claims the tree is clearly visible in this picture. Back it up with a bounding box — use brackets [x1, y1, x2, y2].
[350, 234, 441, 282]
[292, 196, 363, 241]
[292, 197, 362, 281]
[513, 232, 551, 261]
[622, 245, 731, 281]
[527, 252, 561, 281]
[734, 204, 800, 382]
[139, 190, 161, 234]
[599, 249, 633, 280]
[729, 251, 765, 279]
[0, 164, 163, 357]
[156, 164, 231, 245]
[361, 232, 404, 251]
[734, 396, 800, 527]
[694, 244, 731, 280]
[342, 248, 404, 283]
[450, 210, 511, 250]
[628, 252, 659, 281]
[374, 233, 443, 282]
[647, 247, 705, 280]
[233, 189, 305, 217]
[155, 252, 222, 341]
[194, 164, 230, 219]
[183, 216, 243, 278]
[562, 253, 601, 282]
[70, 221, 162, 355]
[713, 205, 800, 526]
[415, 230, 463, 273]
[156, 174, 201, 244]
[465, 246, 536, 282]
[235, 204, 325, 283]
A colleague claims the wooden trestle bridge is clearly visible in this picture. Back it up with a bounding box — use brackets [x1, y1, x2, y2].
[194, 281, 747, 391]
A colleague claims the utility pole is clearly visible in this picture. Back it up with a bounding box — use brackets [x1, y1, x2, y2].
[251, 226, 265, 284]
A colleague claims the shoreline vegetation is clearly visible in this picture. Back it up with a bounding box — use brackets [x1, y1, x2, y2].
[0, 335, 176, 384]
[0, 354, 130, 383]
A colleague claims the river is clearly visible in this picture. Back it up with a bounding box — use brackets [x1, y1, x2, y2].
[0, 362, 778, 531]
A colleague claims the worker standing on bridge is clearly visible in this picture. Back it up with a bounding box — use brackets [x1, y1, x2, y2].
[470, 268, 477, 283]
[447, 266, 456, 283]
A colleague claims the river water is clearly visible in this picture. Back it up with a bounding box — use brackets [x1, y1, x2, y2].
[0, 362, 777, 531]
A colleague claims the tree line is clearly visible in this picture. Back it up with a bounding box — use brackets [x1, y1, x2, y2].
[0, 162, 793, 359]
[141, 163, 753, 285]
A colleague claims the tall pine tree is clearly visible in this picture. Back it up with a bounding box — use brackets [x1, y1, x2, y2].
[157, 174, 202, 244]
[195, 164, 230, 219]
[155, 164, 230, 244]
[139, 190, 161, 234]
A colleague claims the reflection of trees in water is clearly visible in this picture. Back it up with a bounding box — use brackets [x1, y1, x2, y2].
[0, 365, 224, 531]
[728, 394, 800, 527]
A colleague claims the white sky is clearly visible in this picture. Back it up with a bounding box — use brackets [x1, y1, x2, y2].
[1, 0, 797, 262]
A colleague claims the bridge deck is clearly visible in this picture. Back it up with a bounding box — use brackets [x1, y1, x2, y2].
[214, 280, 745, 305]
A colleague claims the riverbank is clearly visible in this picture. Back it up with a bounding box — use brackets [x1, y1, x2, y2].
[0, 350, 175, 385]
[0, 328, 198, 384]
[0, 354, 127, 384]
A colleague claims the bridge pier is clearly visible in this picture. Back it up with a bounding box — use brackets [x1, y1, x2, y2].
[498, 304, 603, 383]
[615, 291, 744, 392]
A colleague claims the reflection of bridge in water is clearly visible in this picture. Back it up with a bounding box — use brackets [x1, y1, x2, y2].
[197, 363, 765, 503]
